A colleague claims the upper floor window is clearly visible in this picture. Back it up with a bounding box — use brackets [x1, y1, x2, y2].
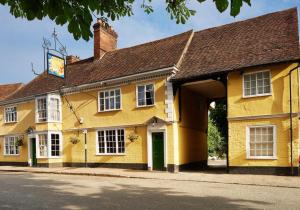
[243, 71, 271, 97]
[4, 136, 19, 155]
[137, 84, 154, 107]
[4, 106, 17, 123]
[246, 125, 276, 159]
[97, 129, 125, 155]
[36, 95, 61, 123]
[98, 89, 121, 112]
[37, 98, 47, 122]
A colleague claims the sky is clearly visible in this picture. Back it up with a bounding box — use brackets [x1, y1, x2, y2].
[0, 0, 299, 84]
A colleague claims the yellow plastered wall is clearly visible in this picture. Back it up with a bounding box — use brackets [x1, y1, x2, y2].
[173, 87, 208, 165]
[63, 126, 148, 164]
[0, 101, 36, 163]
[61, 77, 171, 164]
[228, 62, 299, 167]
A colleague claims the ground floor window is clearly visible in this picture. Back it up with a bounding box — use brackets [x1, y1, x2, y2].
[50, 133, 60, 157]
[246, 125, 276, 159]
[36, 132, 61, 158]
[97, 129, 125, 154]
[37, 134, 48, 157]
[4, 136, 19, 155]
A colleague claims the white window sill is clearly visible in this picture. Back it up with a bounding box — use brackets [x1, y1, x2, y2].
[98, 109, 122, 113]
[36, 121, 62, 124]
[96, 153, 126, 156]
[136, 104, 155, 108]
[48, 156, 62, 159]
[4, 121, 18, 124]
[242, 93, 272, 99]
[246, 156, 277, 160]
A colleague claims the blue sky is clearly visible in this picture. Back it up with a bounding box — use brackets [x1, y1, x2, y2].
[0, 0, 299, 84]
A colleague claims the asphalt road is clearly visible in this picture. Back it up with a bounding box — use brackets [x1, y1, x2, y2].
[0, 172, 300, 210]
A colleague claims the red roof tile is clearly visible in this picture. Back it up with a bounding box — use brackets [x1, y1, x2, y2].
[5, 8, 300, 102]
[174, 8, 300, 81]
[0, 83, 24, 101]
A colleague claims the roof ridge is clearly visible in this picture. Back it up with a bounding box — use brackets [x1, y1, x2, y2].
[194, 7, 297, 34]
[175, 31, 195, 69]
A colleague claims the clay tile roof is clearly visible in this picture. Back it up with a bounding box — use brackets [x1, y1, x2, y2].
[3, 8, 300, 102]
[173, 7, 300, 81]
[0, 83, 24, 101]
[7, 72, 65, 101]
[66, 30, 193, 87]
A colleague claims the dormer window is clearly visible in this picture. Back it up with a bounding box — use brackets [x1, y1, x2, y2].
[36, 95, 61, 123]
[4, 106, 17, 123]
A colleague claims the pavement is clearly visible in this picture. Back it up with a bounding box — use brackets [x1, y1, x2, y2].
[1, 172, 300, 209]
[0, 165, 300, 189]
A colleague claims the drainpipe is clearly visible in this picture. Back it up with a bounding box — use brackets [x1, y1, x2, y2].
[288, 65, 299, 176]
[83, 129, 88, 167]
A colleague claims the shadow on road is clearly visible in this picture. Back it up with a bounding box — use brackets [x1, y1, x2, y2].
[0, 172, 269, 209]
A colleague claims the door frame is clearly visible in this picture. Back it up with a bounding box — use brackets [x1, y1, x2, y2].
[147, 123, 167, 170]
[27, 134, 36, 166]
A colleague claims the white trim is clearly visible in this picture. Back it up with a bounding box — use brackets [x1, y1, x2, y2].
[242, 70, 272, 98]
[246, 124, 277, 159]
[98, 88, 122, 112]
[136, 83, 155, 108]
[48, 131, 63, 158]
[147, 123, 167, 170]
[4, 106, 18, 123]
[36, 133, 48, 158]
[3, 135, 20, 156]
[35, 94, 62, 123]
[35, 96, 47, 123]
[95, 128, 126, 155]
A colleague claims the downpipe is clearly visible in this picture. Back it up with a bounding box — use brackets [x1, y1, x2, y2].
[288, 65, 299, 176]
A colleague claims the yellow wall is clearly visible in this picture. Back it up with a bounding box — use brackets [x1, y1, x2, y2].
[173, 87, 208, 166]
[228, 62, 299, 167]
[0, 101, 35, 163]
[0, 77, 174, 166]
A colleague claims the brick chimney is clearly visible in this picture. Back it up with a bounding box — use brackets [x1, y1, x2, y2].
[66, 55, 80, 65]
[93, 19, 118, 60]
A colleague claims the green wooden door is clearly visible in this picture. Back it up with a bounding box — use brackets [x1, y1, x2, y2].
[152, 132, 164, 171]
[31, 138, 37, 167]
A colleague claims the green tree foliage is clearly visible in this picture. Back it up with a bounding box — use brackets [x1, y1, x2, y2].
[208, 119, 225, 158]
[0, 0, 251, 41]
[208, 99, 227, 158]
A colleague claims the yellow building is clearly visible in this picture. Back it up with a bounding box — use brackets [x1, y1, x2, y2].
[0, 8, 299, 175]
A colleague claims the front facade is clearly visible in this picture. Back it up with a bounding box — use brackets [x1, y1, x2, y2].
[0, 8, 299, 175]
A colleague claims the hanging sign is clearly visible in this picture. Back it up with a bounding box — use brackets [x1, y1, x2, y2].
[47, 53, 65, 78]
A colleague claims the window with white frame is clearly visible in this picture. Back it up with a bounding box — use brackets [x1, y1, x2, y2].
[243, 71, 271, 97]
[137, 84, 154, 107]
[247, 125, 276, 158]
[4, 136, 19, 155]
[4, 106, 17, 123]
[49, 97, 60, 121]
[97, 129, 125, 154]
[37, 97, 47, 122]
[36, 95, 61, 122]
[99, 89, 121, 111]
[38, 134, 48, 157]
[50, 133, 61, 157]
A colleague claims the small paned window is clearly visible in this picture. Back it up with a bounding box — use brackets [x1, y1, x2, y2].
[244, 71, 271, 97]
[137, 84, 154, 107]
